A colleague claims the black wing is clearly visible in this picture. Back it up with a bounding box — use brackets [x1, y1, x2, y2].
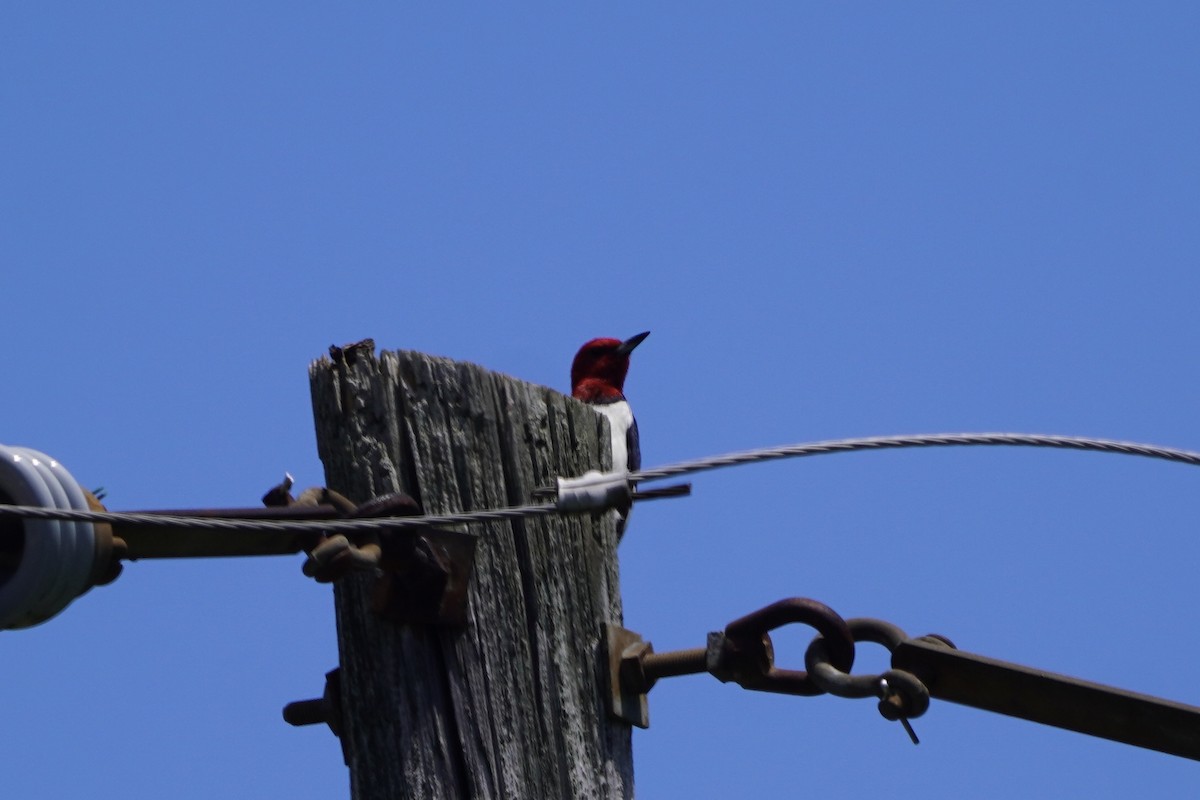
[626, 414, 641, 472]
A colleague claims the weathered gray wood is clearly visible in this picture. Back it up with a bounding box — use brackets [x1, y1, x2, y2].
[309, 348, 633, 800]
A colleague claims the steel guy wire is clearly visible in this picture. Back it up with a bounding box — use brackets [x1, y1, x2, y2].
[628, 432, 1200, 481]
[0, 502, 565, 534]
[3, 432, 1200, 533]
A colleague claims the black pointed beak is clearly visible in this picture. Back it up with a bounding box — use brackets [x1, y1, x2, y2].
[615, 331, 650, 357]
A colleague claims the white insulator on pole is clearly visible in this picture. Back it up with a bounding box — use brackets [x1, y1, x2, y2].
[0, 446, 97, 629]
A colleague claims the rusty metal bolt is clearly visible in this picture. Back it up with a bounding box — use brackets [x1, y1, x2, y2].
[283, 668, 343, 738]
[619, 641, 655, 694]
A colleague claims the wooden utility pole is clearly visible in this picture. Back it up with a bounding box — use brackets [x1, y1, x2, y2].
[309, 345, 633, 799]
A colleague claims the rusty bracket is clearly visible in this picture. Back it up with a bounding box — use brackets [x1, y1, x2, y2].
[89, 477, 478, 628]
[370, 524, 476, 627]
[612, 599, 1200, 761]
[279, 485, 477, 628]
[606, 599, 858, 728]
[609, 597, 864, 729]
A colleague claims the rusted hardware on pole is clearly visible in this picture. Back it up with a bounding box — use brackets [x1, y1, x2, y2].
[607, 598, 856, 728]
[803, 617, 935, 744]
[96, 481, 477, 628]
[104, 479, 477, 628]
[369, 525, 476, 627]
[283, 668, 349, 765]
[610, 597, 1200, 762]
[3, 438, 675, 631]
[711, 598, 855, 695]
[261, 481, 478, 627]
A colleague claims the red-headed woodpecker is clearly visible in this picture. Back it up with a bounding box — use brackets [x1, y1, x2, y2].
[571, 331, 649, 537]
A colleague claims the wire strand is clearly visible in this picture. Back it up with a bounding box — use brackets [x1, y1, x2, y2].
[2, 433, 1198, 532]
[629, 432, 1200, 482]
[0, 502, 566, 533]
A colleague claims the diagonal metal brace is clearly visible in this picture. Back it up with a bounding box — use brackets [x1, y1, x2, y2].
[891, 636, 1200, 761]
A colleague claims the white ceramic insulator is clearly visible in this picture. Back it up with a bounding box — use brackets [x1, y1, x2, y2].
[0, 445, 97, 629]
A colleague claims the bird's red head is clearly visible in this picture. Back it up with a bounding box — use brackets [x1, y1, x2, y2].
[570, 331, 649, 402]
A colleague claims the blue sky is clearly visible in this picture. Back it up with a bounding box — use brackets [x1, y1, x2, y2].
[5, 4, 1200, 798]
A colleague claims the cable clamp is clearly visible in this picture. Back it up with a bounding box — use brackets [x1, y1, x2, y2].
[555, 470, 632, 513]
